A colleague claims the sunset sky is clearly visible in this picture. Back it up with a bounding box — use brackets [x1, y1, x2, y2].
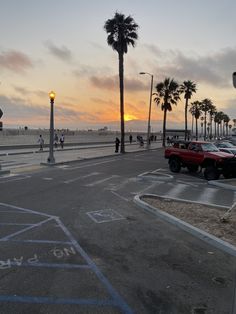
[1, 0, 236, 131]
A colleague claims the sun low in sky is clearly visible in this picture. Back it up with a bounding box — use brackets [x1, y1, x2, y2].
[124, 114, 138, 122]
[0, 0, 236, 131]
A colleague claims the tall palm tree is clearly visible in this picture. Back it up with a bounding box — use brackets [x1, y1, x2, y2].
[223, 114, 230, 137]
[191, 112, 194, 136]
[216, 111, 224, 137]
[104, 12, 138, 153]
[208, 104, 217, 139]
[179, 80, 197, 140]
[214, 112, 219, 138]
[189, 101, 201, 140]
[200, 98, 213, 140]
[154, 78, 181, 147]
[200, 116, 204, 138]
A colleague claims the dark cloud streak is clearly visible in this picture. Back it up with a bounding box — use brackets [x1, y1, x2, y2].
[90, 75, 147, 92]
[45, 41, 73, 62]
[0, 50, 33, 73]
[144, 44, 236, 87]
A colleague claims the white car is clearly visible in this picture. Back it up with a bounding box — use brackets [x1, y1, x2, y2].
[214, 141, 236, 155]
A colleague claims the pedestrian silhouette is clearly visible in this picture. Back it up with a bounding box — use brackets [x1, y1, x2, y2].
[115, 137, 120, 153]
[54, 133, 58, 148]
[60, 134, 64, 149]
[38, 135, 44, 151]
[129, 134, 133, 144]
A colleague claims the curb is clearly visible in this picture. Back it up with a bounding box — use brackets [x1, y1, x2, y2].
[0, 169, 10, 176]
[134, 194, 236, 257]
[39, 147, 160, 167]
[0, 143, 160, 157]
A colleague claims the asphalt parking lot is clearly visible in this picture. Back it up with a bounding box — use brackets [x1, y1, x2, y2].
[0, 148, 235, 313]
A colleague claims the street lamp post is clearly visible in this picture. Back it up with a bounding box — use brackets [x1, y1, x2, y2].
[139, 72, 154, 149]
[48, 91, 55, 164]
[0, 108, 3, 171]
[233, 72, 236, 88]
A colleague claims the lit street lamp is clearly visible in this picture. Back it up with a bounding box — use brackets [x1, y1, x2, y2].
[139, 72, 154, 149]
[47, 91, 55, 164]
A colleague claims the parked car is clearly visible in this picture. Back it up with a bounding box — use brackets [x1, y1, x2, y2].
[165, 140, 236, 180]
[214, 141, 236, 155]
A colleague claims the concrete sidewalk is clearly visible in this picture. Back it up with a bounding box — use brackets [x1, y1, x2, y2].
[42, 141, 162, 165]
[0, 141, 162, 173]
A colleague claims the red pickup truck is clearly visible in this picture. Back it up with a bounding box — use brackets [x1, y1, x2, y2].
[164, 140, 236, 180]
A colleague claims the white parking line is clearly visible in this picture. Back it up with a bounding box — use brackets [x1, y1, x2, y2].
[67, 159, 118, 170]
[85, 175, 120, 187]
[132, 182, 160, 195]
[64, 172, 100, 184]
[110, 191, 129, 202]
[0, 175, 31, 184]
[197, 187, 217, 204]
[164, 183, 187, 198]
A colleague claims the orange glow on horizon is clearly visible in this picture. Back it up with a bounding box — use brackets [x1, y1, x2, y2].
[124, 113, 138, 121]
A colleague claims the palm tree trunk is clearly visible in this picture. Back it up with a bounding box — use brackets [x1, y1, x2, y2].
[195, 117, 198, 140]
[191, 115, 194, 137]
[210, 117, 213, 139]
[162, 109, 167, 147]
[118, 52, 125, 153]
[184, 99, 188, 141]
[204, 112, 207, 140]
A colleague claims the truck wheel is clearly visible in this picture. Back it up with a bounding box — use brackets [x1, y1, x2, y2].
[187, 165, 199, 173]
[222, 169, 233, 179]
[169, 158, 181, 173]
[204, 166, 220, 180]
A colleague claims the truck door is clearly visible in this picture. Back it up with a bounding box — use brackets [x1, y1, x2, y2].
[187, 143, 203, 164]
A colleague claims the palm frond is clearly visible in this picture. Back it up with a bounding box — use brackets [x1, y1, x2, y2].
[104, 12, 138, 54]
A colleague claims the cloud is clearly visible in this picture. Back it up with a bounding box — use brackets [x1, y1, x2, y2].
[89, 75, 147, 92]
[0, 95, 100, 127]
[125, 78, 148, 91]
[143, 44, 164, 57]
[144, 44, 236, 88]
[0, 50, 33, 73]
[45, 41, 73, 62]
[73, 64, 112, 78]
[219, 99, 236, 119]
[90, 75, 117, 90]
[89, 41, 105, 50]
[13, 86, 30, 96]
[13, 86, 46, 98]
[0, 95, 48, 119]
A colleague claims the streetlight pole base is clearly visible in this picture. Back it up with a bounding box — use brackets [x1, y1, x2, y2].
[47, 156, 55, 164]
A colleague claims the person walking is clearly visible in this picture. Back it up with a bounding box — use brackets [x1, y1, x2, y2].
[59, 134, 64, 149]
[115, 137, 120, 153]
[129, 134, 133, 144]
[54, 133, 58, 149]
[38, 134, 44, 151]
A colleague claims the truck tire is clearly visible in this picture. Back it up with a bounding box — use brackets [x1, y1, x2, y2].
[204, 166, 220, 180]
[222, 171, 233, 179]
[169, 158, 181, 173]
